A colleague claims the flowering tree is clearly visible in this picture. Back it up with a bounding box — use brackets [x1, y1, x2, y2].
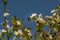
[0, 0, 60, 40]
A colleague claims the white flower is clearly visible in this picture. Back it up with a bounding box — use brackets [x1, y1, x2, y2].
[38, 14, 42, 18]
[30, 13, 37, 19]
[49, 16, 53, 20]
[51, 9, 59, 13]
[49, 35, 52, 39]
[14, 31, 19, 36]
[3, 12, 9, 17]
[18, 30, 23, 35]
[25, 28, 30, 32]
[45, 16, 50, 18]
[7, 25, 10, 32]
[6, 20, 9, 23]
[53, 28, 57, 31]
[51, 9, 56, 13]
[13, 36, 16, 40]
[52, 13, 56, 16]
[28, 32, 32, 36]
[11, 27, 13, 30]
[16, 21, 21, 25]
[2, 29, 6, 33]
[36, 18, 45, 23]
[11, 27, 13, 32]
[51, 10, 55, 13]
[40, 32, 43, 36]
[6, 24, 10, 29]
[51, 20, 55, 24]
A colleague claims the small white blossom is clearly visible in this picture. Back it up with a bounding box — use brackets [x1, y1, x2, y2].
[49, 35, 52, 39]
[18, 30, 23, 35]
[36, 23, 39, 25]
[53, 28, 57, 31]
[49, 16, 53, 20]
[36, 18, 45, 23]
[40, 32, 43, 36]
[3, 12, 9, 17]
[2, 29, 6, 33]
[52, 13, 56, 16]
[28, 32, 32, 36]
[11, 27, 13, 30]
[11, 27, 13, 32]
[16, 21, 21, 25]
[14, 31, 19, 36]
[45, 16, 50, 18]
[45, 16, 50, 20]
[30, 13, 37, 19]
[51, 9, 59, 13]
[6, 20, 9, 23]
[6, 24, 10, 29]
[38, 14, 43, 18]
[25, 28, 30, 32]
[51, 20, 55, 24]
[13, 36, 16, 40]
[51, 9, 56, 13]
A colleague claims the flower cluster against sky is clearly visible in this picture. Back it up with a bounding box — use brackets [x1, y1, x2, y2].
[0, 0, 60, 40]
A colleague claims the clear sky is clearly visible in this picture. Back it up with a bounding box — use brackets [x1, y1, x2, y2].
[0, 0, 60, 40]
[0, 0, 60, 18]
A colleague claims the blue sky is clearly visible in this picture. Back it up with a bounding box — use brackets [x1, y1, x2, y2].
[0, 0, 60, 18]
[0, 0, 60, 40]
[8, 0, 60, 27]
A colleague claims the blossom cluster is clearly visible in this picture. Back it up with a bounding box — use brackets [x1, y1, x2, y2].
[0, 8, 60, 40]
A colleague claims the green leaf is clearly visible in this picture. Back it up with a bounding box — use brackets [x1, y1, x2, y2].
[11, 16, 18, 21]
[5, 32, 13, 39]
[23, 37, 28, 40]
[36, 25, 42, 32]
[37, 35, 44, 40]
[39, 36, 44, 40]
[56, 4, 60, 9]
